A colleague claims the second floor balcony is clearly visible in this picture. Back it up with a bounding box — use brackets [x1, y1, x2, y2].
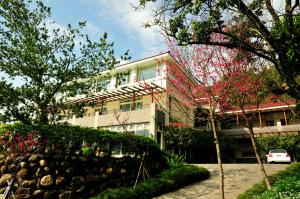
[62, 104, 155, 128]
[221, 123, 300, 137]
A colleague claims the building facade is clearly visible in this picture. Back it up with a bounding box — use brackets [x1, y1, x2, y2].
[62, 52, 198, 149]
[220, 100, 300, 161]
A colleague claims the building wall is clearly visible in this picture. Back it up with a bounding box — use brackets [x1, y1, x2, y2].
[62, 53, 198, 150]
[221, 108, 299, 162]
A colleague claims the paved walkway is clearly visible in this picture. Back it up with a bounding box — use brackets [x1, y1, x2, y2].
[154, 164, 288, 199]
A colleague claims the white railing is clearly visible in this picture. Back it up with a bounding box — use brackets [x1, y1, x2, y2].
[97, 108, 151, 127]
[62, 108, 151, 128]
[221, 124, 300, 136]
[73, 116, 95, 128]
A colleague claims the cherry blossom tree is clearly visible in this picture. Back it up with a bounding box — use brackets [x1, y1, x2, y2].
[164, 36, 272, 196]
[164, 40, 237, 199]
[222, 66, 272, 189]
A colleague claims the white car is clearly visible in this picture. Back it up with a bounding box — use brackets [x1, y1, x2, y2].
[266, 149, 291, 163]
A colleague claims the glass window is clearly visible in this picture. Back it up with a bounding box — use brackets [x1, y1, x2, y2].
[280, 119, 286, 125]
[135, 101, 143, 110]
[136, 129, 149, 137]
[156, 65, 162, 76]
[95, 79, 110, 92]
[139, 66, 156, 80]
[76, 88, 83, 95]
[265, 120, 275, 126]
[118, 72, 130, 86]
[120, 103, 131, 112]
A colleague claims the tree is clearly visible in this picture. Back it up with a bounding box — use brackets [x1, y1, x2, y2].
[165, 40, 239, 199]
[166, 38, 274, 194]
[257, 134, 300, 161]
[222, 62, 272, 189]
[0, 0, 129, 124]
[138, 0, 300, 104]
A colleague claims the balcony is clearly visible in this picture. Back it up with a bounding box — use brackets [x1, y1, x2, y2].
[62, 107, 152, 128]
[221, 124, 300, 137]
[73, 116, 95, 128]
[96, 108, 151, 127]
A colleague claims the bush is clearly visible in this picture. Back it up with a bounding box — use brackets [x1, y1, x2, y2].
[0, 124, 11, 135]
[257, 134, 300, 160]
[165, 154, 186, 168]
[0, 123, 162, 156]
[164, 126, 236, 163]
[90, 165, 210, 199]
[238, 162, 300, 199]
[0, 123, 167, 174]
[257, 176, 300, 199]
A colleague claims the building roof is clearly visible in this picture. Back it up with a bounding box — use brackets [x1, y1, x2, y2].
[223, 99, 296, 114]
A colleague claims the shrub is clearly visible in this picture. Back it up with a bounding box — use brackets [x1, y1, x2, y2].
[0, 123, 167, 174]
[258, 176, 300, 199]
[90, 165, 210, 199]
[164, 126, 236, 163]
[257, 134, 300, 159]
[0, 129, 46, 156]
[238, 162, 300, 199]
[165, 154, 186, 168]
[0, 123, 162, 156]
[0, 124, 11, 135]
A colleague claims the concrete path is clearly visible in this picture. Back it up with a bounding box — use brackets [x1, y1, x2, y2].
[154, 164, 288, 199]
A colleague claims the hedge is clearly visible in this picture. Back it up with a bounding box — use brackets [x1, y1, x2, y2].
[238, 162, 300, 199]
[0, 123, 165, 167]
[90, 165, 210, 199]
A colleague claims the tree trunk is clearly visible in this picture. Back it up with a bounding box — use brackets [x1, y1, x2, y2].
[248, 125, 272, 189]
[38, 106, 49, 124]
[209, 106, 225, 199]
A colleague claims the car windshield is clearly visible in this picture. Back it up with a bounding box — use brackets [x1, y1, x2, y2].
[270, 149, 286, 153]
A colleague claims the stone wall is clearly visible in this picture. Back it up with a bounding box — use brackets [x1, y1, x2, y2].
[0, 154, 143, 198]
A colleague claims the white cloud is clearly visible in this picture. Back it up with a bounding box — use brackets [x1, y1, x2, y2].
[45, 20, 69, 40]
[84, 0, 166, 57]
[85, 22, 102, 35]
[45, 20, 104, 46]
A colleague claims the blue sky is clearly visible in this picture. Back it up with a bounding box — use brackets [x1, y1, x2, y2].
[45, 0, 167, 60]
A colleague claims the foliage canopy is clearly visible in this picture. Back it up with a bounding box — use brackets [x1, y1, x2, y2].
[0, 0, 129, 124]
[139, 0, 300, 103]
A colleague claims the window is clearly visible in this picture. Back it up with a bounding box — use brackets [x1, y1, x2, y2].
[119, 98, 142, 112]
[265, 120, 275, 126]
[101, 107, 108, 115]
[156, 65, 162, 76]
[134, 101, 143, 110]
[117, 72, 130, 86]
[139, 66, 156, 80]
[76, 88, 83, 95]
[120, 103, 131, 112]
[95, 79, 110, 92]
[280, 119, 286, 126]
[136, 129, 149, 137]
[95, 107, 108, 115]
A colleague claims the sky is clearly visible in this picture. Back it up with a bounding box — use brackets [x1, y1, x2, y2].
[45, 0, 167, 60]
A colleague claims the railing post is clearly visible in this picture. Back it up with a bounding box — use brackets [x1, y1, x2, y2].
[94, 111, 99, 129]
[72, 115, 76, 125]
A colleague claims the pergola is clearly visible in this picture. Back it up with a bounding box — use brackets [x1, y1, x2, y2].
[67, 82, 165, 106]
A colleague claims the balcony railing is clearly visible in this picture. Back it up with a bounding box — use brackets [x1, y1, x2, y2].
[221, 124, 300, 137]
[97, 108, 151, 127]
[62, 106, 152, 128]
